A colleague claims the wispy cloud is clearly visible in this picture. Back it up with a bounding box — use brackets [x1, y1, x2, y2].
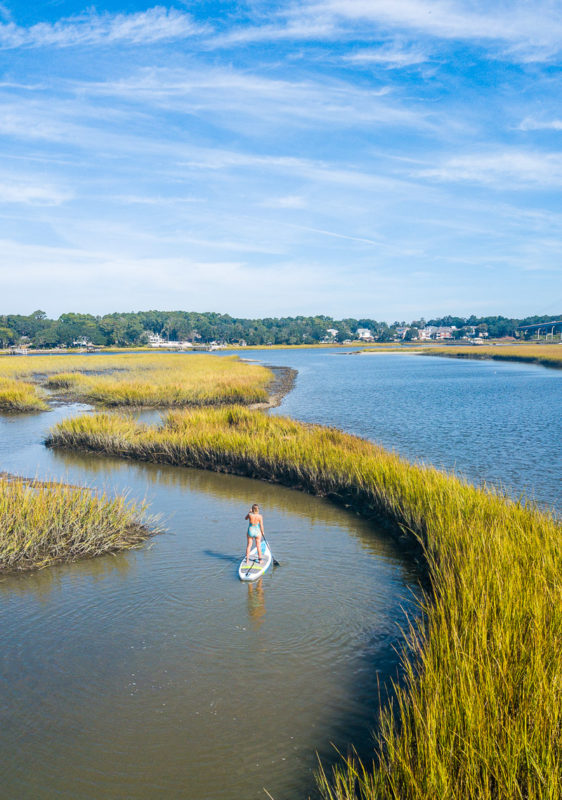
[262, 195, 308, 209]
[0, 7, 205, 50]
[305, 0, 562, 43]
[80, 66, 426, 131]
[1, 1, 559, 317]
[0, 179, 71, 205]
[222, 1, 562, 61]
[416, 150, 562, 188]
[344, 44, 430, 67]
[519, 117, 562, 131]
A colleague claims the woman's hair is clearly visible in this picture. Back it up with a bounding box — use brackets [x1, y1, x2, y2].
[251, 503, 259, 512]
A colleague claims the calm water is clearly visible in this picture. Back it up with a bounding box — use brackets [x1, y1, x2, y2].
[0, 403, 418, 800]
[1, 348, 559, 800]
[235, 349, 560, 511]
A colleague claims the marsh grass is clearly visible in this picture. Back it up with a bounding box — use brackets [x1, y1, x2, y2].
[425, 343, 562, 368]
[48, 406, 562, 799]
[0, 377, 48, 412]
[0, 352, 272, 408]
[0, 475, 154, 571]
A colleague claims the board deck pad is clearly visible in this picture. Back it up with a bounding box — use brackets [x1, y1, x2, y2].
[238, 541, 272, 582]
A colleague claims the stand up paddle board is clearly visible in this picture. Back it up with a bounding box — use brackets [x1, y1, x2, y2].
[238, 540, 272, 582]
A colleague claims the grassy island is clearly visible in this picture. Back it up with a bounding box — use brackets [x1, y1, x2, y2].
[0, 352, 272, 409]
[0, 376, 49, 412]
[47, 406, 561, 799]
[0, 476, 152, 571]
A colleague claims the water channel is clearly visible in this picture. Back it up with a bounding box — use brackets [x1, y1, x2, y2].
[0, 401, 418, 800]
[0, 349, 559, 800]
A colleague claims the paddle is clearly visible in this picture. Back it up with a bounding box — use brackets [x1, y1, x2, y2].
[261, 533, 280, 567]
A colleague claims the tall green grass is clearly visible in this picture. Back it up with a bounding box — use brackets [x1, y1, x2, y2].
[0, 377, 48, 412]
[47, 406, 561, 798]
[0, 476, 153, 571]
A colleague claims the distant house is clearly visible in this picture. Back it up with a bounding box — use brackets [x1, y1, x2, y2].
[418, 326, 436, 340]
[356, 328, 374, 341]
[146, 332, 192, 349]
[419, 326, 456, 341]
[147, 332, 165, 347]
[435, 326, 455, 340]
[72, 337, 96, 349]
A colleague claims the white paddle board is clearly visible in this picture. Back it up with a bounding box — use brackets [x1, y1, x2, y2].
[238, 540, 272, 582]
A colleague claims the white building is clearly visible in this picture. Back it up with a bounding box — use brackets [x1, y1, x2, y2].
[356, 328, 374, 341]
[146, 332, 192, 349]
[419, 326, 456, 341]
[147, 332, 165, 347]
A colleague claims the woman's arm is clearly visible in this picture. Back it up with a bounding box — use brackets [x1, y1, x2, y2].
[244, 513, 249, 520]
[259, 516, 264, 534]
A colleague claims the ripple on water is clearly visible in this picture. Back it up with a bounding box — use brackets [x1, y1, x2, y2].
[0, 427, 419, 800]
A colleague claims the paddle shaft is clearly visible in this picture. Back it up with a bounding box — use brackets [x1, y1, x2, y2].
[261, 533, 280, 567]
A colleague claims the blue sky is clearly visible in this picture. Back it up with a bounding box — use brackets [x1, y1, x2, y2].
[1, 1, 561, 320]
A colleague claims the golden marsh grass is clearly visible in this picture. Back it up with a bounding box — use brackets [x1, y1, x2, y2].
[0, 476, 153, 571]
[0, 377, 48, 412]
[47, 405, 562, 799]
[425, 343, 562, 368]
[0, 352, 272, 408]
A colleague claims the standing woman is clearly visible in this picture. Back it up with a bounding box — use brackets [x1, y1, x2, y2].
[245, 504, 265, 564]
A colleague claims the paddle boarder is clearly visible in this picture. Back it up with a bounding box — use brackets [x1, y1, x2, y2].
[245, 504, 265, 564]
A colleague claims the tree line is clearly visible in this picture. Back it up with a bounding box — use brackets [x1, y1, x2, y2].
[0, 310, 558, 348]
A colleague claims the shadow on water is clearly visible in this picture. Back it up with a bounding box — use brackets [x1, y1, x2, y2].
[204, 549, 241, 565]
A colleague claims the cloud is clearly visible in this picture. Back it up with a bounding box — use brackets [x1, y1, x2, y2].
[262, 195, 308, 209]
[0, 180, 71, 205]
[220, 1, 562, 61]
[80, 66, 425, 131]
[519, 117, 562, 131]
[416, 150, 562, 188]
[344, 44, 430, 67]
[0, 7, 205, 50]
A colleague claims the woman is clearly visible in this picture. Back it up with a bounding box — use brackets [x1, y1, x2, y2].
[245, 504, 265, 564]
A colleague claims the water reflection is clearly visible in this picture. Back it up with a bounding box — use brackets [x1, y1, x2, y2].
[0, 548, 134, 600]
[247, 579, 266, 630]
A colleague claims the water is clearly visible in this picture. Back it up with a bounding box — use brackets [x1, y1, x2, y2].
[235, 349, 560, 511]
[1, 348, 559, 800]
[0, 404, 418, 800]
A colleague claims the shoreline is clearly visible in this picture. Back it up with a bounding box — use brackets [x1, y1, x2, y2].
[422, 349, 562, 369]
[248, 364, 298, 410]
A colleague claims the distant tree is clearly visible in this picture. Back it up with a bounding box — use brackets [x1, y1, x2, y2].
[0, 327, 16, 348]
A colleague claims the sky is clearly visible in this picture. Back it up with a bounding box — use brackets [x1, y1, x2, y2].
[1, 1, 561, 321]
